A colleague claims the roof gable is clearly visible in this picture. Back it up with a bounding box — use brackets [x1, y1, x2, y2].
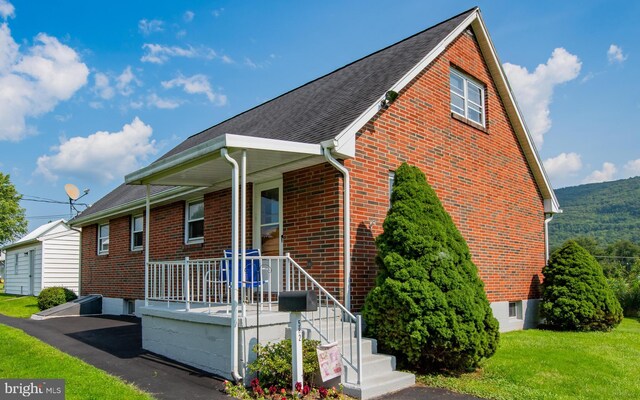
[3, 219, 69, 250]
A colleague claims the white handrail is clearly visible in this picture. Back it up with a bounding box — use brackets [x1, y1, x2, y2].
[145, 254, 362, 385]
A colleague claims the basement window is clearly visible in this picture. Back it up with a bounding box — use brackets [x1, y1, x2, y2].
[98, 223, 109, 255]
[131, 215, 143, 251]
[185, 199, 204, 243]
[508, 301, 522, 319]
[450, 68, 485, 127]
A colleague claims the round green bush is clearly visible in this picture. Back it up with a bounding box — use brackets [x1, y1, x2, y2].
[37, 286, 78, 311]
[541, 240, 623, 331]
[362, 163, 499, 372]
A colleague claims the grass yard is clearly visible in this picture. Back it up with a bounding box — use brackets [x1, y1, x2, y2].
[0, 324, 153, 400]
[418, 318, 640, 400]
[0, 293, 39, 318]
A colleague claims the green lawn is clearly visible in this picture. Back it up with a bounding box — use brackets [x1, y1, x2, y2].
[0, 324, 153, 400]
[418, 318, 640, 399]
[0, 293, 39, 318]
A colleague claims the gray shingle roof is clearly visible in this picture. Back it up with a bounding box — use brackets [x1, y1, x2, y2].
[74, 7, 476, 223]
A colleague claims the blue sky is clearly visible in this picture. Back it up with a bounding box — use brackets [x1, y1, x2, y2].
[1, 0, 638, 230]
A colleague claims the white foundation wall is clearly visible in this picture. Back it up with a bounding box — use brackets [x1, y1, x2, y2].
[491, 299, 540, 332]
[140, 306, 292, 380]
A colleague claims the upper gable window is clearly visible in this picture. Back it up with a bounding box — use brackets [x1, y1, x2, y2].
[185, 199, 204, 243]
[450, 68, 485, 126]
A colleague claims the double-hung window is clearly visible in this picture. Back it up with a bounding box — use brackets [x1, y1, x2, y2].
[450, 68, 485, 126]
[98, 223, 109, 255]
[131, 215, 143, 251]
[186, 200, 204, 243]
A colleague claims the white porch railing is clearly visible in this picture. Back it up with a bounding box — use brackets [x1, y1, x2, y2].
[145, 254, 363, 385]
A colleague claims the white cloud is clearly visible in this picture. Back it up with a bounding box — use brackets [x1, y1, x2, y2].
[582, 162, 617, 184]
[88, 101, 103, 109]
[147, 93, 180, 109]
[93, 72, 114, 99]
[0, 0, 14, 19]
[212, 8, 224, 18]
[503, 48, 581, 149]
[115, 66, 140, 96]
[140, 43, 215, 64]
[183, 11, 194, 22]
[161, 74, 226, 105]
[221, 55, 233, 64]
[543, 152, 582, 180]
[623, 159, 640, 178]
[138, 19, 164, 35]
[607, 44, 627, 64]
[36, 117, 157, 183]
[244, 57, 257, 69]
[0, 23, 89, 141]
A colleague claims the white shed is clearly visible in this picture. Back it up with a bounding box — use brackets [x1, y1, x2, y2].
[2, 220, 80, 296]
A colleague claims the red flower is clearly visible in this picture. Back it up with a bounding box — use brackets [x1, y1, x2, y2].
[281, 388, 287, 394]
[302, 385, 310, 395]
[250, 378, 260, 388]
[319, 387, 329, 398]
[269, 385, 278, 395]
[295, 382, 302, 392]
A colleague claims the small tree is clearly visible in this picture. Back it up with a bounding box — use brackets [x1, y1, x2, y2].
[541, 240, 623, 331]
[362, 163, 499, 372]
[0, 173, 27, 247]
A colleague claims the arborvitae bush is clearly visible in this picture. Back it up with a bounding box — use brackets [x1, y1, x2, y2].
[541, 241, 623, 331]
[362, 163, 499, 372]
[37, 286, 77, 311]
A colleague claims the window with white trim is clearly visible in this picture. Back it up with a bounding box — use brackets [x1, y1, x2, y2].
[508, 301, 522, 319]
[450, 68, 485, 126]
[131, 215, 143, 251]
[98, 223, 109, 255]
[185, 199, 204, 243]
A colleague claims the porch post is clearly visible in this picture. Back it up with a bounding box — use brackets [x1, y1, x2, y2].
[222, 148, 242, 382]
[145, 184, 150, 307]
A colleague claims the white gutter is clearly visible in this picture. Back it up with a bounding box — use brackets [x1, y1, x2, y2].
[544, 213, 554, 263]
[323, 142, 351, 311]
[222, 148, 242, 383]
[145, 185, 150, 307]
[241, 150, 247, 318]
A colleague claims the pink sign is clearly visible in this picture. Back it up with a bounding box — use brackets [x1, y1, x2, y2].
[316, 342, 343, 382]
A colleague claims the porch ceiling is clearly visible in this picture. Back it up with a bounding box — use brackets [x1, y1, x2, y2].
[125, 134, 326, 187]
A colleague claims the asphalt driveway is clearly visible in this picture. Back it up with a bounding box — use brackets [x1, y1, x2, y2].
[0, 314, 482, 400]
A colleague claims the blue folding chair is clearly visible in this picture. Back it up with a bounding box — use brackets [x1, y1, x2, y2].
[223, 249, 262, 288]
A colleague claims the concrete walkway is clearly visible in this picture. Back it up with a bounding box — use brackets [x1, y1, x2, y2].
[0, 314, 482, 400]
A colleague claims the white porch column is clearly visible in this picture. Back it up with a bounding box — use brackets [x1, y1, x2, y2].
[222, 148, 242, 382]
[144, 184, 150, 307]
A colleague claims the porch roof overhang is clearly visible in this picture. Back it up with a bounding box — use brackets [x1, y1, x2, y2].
[125, 133, 325, 187]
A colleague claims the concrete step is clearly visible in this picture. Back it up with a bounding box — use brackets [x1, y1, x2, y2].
[343, 370, 415, 400]
[342, 353, 396, 383]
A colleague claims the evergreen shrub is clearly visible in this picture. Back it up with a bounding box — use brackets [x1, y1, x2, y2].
[541, 240, 623, 331]
[37, 286, 77, 311]
[362, 163, 499, 372]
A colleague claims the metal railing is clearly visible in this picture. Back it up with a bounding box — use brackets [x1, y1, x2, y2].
[145, 253, 362, 385]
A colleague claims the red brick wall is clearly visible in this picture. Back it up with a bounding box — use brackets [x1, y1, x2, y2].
[81, 186, 253, 298]
[347, 30, 545, 308]
[283, 163, 343, 297]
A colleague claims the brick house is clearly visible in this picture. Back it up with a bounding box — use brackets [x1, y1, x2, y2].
[71, 8, 558, 395]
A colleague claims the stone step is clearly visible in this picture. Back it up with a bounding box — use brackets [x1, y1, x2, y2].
[343, 370, 415, 400]
[342, 352, 396, 383]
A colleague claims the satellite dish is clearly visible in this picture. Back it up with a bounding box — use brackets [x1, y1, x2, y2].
[64, 183, 80, 200]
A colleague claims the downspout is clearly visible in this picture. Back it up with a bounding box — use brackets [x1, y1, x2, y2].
[323, 142, 351, 311]
[544, 213, 554, 263]
[222, 148, 242, 383]
[145, 185, 150, 307]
